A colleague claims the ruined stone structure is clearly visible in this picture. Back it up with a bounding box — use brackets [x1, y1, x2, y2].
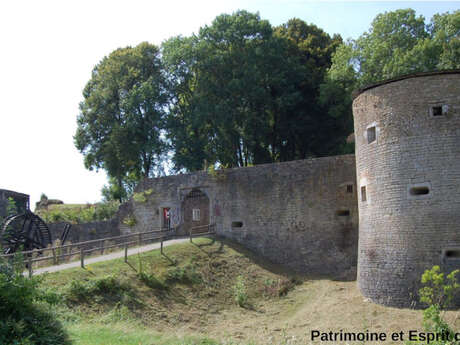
[353, 70, 460, 307]
[35, 195, 64, 210]
[0, 189, 30, 218]
[119, 155, 359, 276]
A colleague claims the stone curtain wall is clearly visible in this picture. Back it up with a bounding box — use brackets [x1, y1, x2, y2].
[353, 71, 460, 307]
[117, 173, 213, 236]
[47, 218, 120, 246]
[121, 155, 358, 277]
[217, 155, 358, 276]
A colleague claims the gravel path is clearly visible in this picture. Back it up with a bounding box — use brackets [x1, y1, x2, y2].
[32, 238, 190, 275]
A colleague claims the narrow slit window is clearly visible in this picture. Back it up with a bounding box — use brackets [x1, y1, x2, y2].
[432, 106, 443, 116]
[361, 186, 367, 202]
[231, 221, 243, 228]
[347, 184, 353, 193]
[431, 105, 448, 117]
[445, 249, 460, 259]
[192, 208, 200, 221]
[336, 210, 350, 217]
[409, 186, 430, 196]
[367, 127, 376, 144]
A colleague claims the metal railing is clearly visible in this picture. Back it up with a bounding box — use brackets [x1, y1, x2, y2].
[189, 223, 216, 243]
[1, 224, 217, 276]
[1, 228, 174, 276]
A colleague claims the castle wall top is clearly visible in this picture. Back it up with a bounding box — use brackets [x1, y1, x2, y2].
[352, 69, 460, 99]
[123, 154, 359, 277]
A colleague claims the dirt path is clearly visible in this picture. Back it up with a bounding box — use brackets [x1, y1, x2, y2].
[32, 238, 190, 275]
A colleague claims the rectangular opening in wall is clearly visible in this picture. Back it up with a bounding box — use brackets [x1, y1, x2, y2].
[445, 249, 460, 259]
[367, 126, 376, 144]
[192, 208, 200, 221]
[432, 106, 443, 116]
[347, 184, 353, 193]
[336, 210, 350, 217]
[361, 186, 367, 202]
[409, 186, 430, 196]
[231, 221, 243, 228]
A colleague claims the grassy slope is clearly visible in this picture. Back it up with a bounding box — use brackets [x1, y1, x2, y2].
[67, 323, 218, 345]
[37, 204, 90, 212]
[35, 201, 119, 224]
[42, 238, 460, 345]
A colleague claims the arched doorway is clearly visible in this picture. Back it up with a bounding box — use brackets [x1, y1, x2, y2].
[181, 189, 210, 236]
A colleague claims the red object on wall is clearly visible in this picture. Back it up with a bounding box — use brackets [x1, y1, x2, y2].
[163, 207, 170, 229]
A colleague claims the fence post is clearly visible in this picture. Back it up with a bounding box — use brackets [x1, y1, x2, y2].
[124, 244, 128, 263]
[28, 256, 33, 278]
[161, 237, 164, 255]
[80, 248, 85, 268]
[138, 233, 142, 247]
[101, 240, 104, 255]
[66, 245, 70, 262]
[52, 248, 57, 265]
[190, 228, 193, 243]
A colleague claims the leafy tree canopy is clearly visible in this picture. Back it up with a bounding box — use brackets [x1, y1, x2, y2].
[327, 9, 460, 91]
[320, 9, 459, 153]
[76, 9, 459, 190]
[74, 42, 168, 200]
[163, 11, 343, 171]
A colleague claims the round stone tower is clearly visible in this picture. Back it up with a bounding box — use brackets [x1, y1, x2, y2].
[353, 70, 460, 307]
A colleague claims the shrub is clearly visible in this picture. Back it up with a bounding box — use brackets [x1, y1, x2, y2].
[0, 197, 18, 225]
[233, 275, 248, 307]
[166, 264, 202, 285]
[416, 266, 460, 345]
[123, 215, 137, 227]
[36, 201, 120, 224]
[0, 257, 70, 345]
[420, 265, 460, 308]
[133, 191, 147, 203]
[138, 272, 168, 290]
[207, 164, 227, 182]
[262, 278, 296, 298]
[94, 200, 119, 220]
[65, 275, 135, 305]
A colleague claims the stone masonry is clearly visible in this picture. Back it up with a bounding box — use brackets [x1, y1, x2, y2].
[119, 155, 359, 277]
[4, 70, 458, 309]
[353, 70, 460, 307]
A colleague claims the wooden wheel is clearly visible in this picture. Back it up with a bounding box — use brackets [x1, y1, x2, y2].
[1, 211, 52, 254]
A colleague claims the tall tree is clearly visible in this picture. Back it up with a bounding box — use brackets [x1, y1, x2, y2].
[325, 9, 460, 91]
[321, 9, 460, 153]
[163, 11, 342, 171]
[274, 19, 343, 158]
[75, 42, 168, 200]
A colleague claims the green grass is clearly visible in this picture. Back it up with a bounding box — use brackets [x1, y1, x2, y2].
[36, 201, 119, 224]
[41, 238, 300, 345]
[68, 322, 219, 345]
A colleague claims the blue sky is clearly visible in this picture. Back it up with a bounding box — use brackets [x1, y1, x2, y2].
[0, 0, 458, 207]
[248, 1, 459, 39]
